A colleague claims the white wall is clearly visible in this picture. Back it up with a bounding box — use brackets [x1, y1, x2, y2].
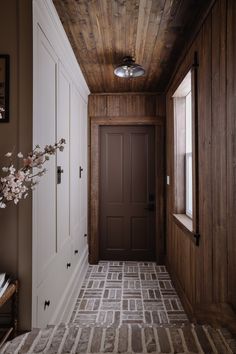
[32, 0, 90, 328]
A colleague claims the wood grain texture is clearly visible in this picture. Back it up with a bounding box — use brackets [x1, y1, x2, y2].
[155, 124, 165, 263]
[227, 0, 236, 310]
[89, 94, 165, 118]
[89, 93, 165, 264]
[166, 0, 236, 329]
[53, 0, 212, 93]
[196, 12, 213, 304]
[211, 0, 227, 304]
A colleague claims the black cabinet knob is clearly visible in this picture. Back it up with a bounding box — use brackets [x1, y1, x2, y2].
[74, 250, 78, 254]
[44, 300, 50, 310]
[67, 262, 71, 268]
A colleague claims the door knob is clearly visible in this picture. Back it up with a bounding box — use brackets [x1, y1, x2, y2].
[145, 192, 155, 211]
[144, 203, 155, 211]
[149, 192, 155, 202]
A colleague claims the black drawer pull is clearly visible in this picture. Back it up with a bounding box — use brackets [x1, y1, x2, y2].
[67, 262, 71, 268]
[74, 250, 78, 254]
[44, 300, 50, 310]
[84, 234, 87, 237]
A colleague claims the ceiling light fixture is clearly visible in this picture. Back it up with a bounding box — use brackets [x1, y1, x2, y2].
[114, 56, 145, 78]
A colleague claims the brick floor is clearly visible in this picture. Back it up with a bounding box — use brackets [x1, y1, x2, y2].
[70, 261, 189, 327]
[2, 261, 236, 353]
[2, 323, 236, 353]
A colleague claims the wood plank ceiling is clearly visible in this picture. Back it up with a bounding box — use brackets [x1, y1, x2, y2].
[53, 0, 210, 93]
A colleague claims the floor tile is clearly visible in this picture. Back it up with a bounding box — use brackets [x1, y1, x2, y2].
[70, 261, 189, 326]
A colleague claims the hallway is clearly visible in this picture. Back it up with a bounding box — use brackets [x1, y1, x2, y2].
[0, 0, 236, 352]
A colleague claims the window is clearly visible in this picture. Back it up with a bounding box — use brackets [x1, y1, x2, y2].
[185, 91, 192, 218]
[173, 70, 194, 226]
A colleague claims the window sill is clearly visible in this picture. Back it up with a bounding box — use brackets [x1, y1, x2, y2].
[173, 213, 193, 234]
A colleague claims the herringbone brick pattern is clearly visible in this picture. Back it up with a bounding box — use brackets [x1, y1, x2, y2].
[70, 261, 188, 326]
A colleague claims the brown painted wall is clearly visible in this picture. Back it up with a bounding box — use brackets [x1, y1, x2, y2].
[166, 0, 236, 331]
[0, 0, 33, 330]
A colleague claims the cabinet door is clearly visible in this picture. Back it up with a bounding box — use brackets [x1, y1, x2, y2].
[57, 65, 70, 250]
[34, 28, 57, 286]
[81, 101, 88, 240]
[70, 86, 82, 250]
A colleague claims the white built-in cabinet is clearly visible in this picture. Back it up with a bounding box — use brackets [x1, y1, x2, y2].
[32, 0, 89, 328]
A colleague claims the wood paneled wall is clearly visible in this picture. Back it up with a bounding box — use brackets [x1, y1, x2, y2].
[166, 0, 236, 332]
[89, 93, 165, 118]
[88, 93, 165, 264]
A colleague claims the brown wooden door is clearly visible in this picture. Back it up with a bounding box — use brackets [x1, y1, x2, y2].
[100, 126, 155, 260]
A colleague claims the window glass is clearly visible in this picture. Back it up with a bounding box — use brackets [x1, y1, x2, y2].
[185, 91, 192, 218]
[173, 70, 193, 219]
[186, 92, 192, 154]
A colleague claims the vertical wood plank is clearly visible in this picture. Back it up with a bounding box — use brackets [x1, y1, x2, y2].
[156, 94, 166, 117]
[155, 125, 165, 263]
[195, 16, 213, 304]
[89, 94, 165, 118]
[227, 0, 236, 309]
[89, 95, 107, 117]
[211, 0, 227, 303]
[90, 122, 99, 263]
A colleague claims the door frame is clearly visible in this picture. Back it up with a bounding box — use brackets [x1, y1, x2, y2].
[89, 115, 165, 264]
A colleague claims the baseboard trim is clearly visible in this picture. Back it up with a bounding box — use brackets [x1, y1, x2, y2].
[50, 246, 89, 324]
[194, 303, 236, 335]
[166, 262, 236, 334]
[166, 261, 194, 318]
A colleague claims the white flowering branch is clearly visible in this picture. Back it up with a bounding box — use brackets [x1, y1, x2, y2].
[0, 138, 66, 208]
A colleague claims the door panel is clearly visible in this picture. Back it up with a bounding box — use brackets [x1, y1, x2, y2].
[131, 217, 148, 250]
[107, 217, 125, 250]
[70, 87, 82, 243]
[130, 133, 148, 203]
[100, 126, 155, 260]
[36, 28, 57, 285]
[106, 133, 124, 203]
[81, 102, 88, 242]
[57, 65, 70, 250]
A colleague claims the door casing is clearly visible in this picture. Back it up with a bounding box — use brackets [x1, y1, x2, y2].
[89, 115, 165, 264]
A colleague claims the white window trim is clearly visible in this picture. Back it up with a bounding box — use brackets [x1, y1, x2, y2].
[186, 152, 193, 218]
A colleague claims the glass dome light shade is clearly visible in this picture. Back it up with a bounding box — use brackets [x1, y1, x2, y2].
[114, 57, 145, 78]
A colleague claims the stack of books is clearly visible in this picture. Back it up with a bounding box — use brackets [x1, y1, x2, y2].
[0, 274, 11, 298]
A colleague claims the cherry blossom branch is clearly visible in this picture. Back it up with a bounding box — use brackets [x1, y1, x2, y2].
[0, 138, 66, 208]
